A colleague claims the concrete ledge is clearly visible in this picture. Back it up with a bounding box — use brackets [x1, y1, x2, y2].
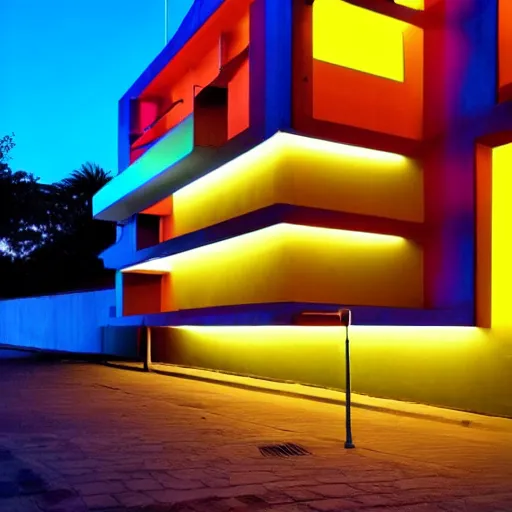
[104, 361, 512, 433]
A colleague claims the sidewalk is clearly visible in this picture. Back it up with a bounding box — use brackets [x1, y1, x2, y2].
[107, 360, 512, 432]
[1, 361, 511, 512]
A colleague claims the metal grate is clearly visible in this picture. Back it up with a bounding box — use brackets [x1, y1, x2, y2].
[258, 443, 311, 458]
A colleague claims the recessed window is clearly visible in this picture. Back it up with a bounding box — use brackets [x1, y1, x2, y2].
[123, 273, 163, 316]
[313, 0, 406, 82]
[394, 0, 424, 10]
[136, 214, 161, 250]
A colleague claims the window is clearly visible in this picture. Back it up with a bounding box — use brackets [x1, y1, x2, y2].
[309, 0, 423, 140]
[313, 0, 406, 82]
[394, 0, 424, 10]
[136, 214, 161, 251]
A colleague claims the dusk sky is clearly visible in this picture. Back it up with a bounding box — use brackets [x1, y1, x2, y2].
[1, 0, 194, 183]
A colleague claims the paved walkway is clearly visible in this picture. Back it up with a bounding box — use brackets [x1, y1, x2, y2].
[113, 361, 512, 432]
[0, 362, 511, 512]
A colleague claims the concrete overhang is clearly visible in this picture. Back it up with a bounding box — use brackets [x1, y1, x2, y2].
[93, 115, 260, 222]
[104, 302, 474, 328]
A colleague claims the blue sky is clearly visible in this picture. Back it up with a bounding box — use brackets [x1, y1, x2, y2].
[0, 0, 194, 183]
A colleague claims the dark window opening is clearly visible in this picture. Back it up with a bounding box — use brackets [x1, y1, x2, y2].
[136, 214, 161, 250]
[194, 86, 228, 147]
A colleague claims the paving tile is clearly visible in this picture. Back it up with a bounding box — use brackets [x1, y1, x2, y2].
[73, 481, 126, 496]
[153, 475, 205, 490]
[262, 491, 296, 505]
[35, 488, 88, 512]
[283, 488, 322, 502]
[230, 471, 280, 486]
[124, 479, 163, 491]
[351, 492, 399, 507]
[82, 494, 119, 510]
[113, 491, 156, 507]
[310, 483, 360, 499]
[147, 487, 214, 504]
[201, 476, 231, 488]
[305, 498, 361, 511]
[214, 484, 268, 499]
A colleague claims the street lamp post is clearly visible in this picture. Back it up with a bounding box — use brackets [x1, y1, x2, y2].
[340, 309, 355, 449]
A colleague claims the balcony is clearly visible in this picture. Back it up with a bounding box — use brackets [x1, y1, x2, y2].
[93, 101, 258, 222]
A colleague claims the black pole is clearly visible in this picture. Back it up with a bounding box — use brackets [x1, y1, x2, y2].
[344, 324, 355, 449]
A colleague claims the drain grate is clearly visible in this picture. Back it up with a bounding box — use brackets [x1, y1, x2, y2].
[258, 443, 311, 458]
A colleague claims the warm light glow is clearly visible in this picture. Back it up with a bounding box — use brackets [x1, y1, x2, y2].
[163, 325, 510, 416]
[394, 0, 424, 10]
[122, 222, 421, 310]
[279, 133, 406, 162]
[313, 0, 407, 82]
[176, 132, 407, 208]
[122, 223, 406, 274]
[93, 116, 194, 218]
[179, 325, 483, 343]
[490, 143, 512, 329]
[172, 131, 420, 238]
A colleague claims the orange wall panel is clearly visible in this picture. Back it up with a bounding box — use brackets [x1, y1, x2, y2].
[228, 58, 250, 139]
[161, 273, 173, 312]
[499, 0, 512, 101]
[312, 24, 423, 140]
[160, 215, 174, 242]
[222, 11, 250, 64]
[142, 197, 173, 216]
[123, 273, 163, 316]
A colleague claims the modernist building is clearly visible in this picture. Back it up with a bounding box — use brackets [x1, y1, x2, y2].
[94, 0, 512, 417]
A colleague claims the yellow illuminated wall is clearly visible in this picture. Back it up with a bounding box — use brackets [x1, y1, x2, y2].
[124, 224, 423, 310]
[490, 144, 512, 329]
[172, 133, 423, 238]
[158, 325, 512, 417]
[394, 0, 424, 10]
[313, 0, 406, 82]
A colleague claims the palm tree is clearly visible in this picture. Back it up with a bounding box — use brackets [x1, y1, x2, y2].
[54, 162, 114, 246]
[26, 163, 117, 293]
[57, 162, 112, 215]
[58, 162, 111, 193]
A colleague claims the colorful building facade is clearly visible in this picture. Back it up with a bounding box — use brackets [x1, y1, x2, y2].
[94, 0, 512, 417]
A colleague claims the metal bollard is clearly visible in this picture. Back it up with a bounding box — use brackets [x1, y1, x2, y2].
[140, 317, 152, 372]
[143, 326, 152, 372]
[340, 309, 355, 449]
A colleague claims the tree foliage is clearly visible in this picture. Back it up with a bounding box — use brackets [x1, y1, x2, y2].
[0, 135, 116, 298]
[0, 134, 46, 255]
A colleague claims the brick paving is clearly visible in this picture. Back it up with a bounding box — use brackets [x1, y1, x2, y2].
[0, 362, 511, 512]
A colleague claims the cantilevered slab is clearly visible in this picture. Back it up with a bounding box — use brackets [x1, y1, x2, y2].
[101, 203, 425, 271]
[93, 115, 260, 221]
[105, 301, 473, 328]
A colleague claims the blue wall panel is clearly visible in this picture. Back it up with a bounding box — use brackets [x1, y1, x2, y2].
[0, 289, 115, 354]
